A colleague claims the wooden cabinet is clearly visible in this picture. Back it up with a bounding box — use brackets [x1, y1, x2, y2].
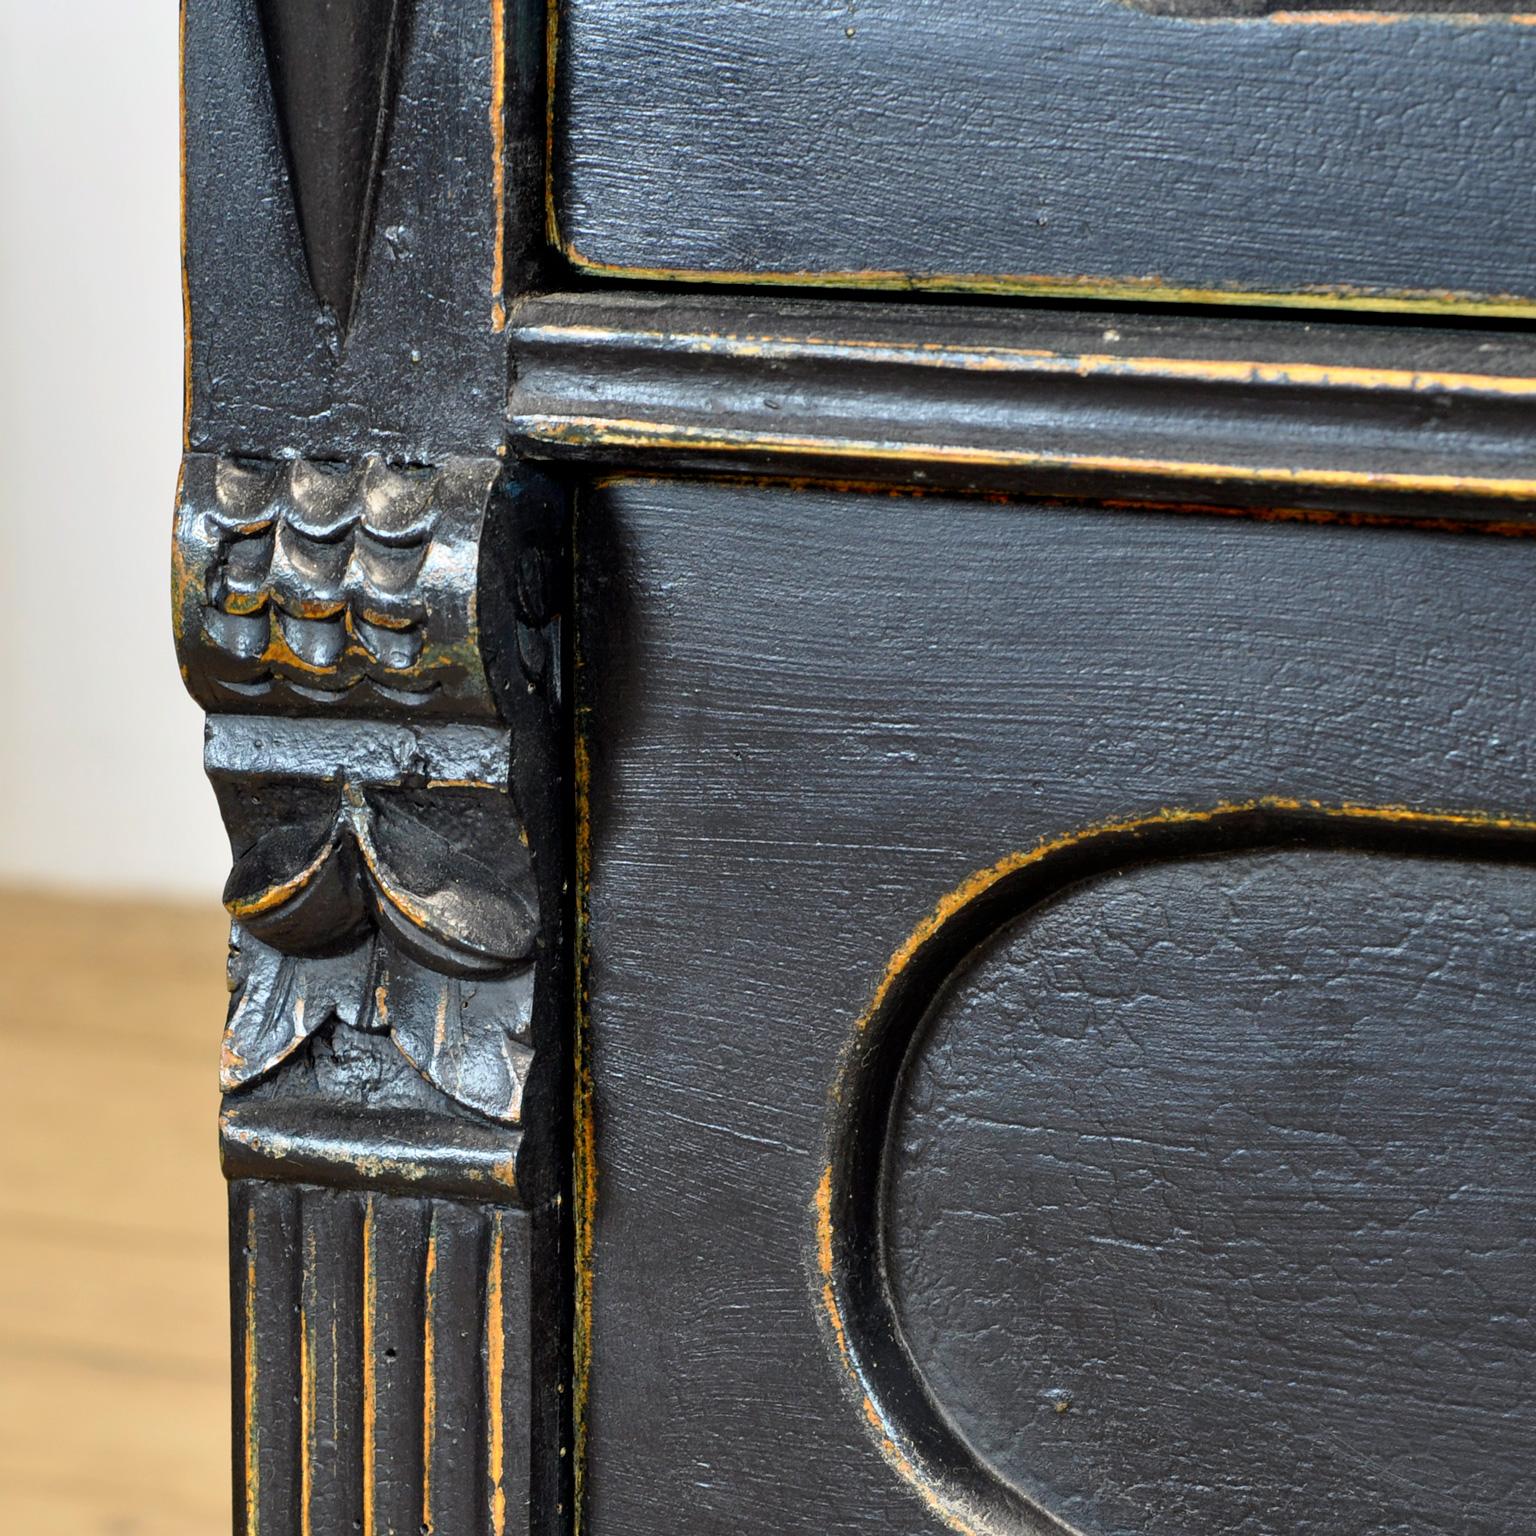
[577, 480, 1536, 1535]
[174, 4, 1536, 1532]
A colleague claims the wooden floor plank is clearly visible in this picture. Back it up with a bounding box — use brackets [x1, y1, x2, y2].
[0, 887, 231, 1534]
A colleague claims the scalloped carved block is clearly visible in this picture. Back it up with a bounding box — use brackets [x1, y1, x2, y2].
[175, 454, 506, 716]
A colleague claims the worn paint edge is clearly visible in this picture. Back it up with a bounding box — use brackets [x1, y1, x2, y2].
[515, 416, 1536, 502]
[422, 1217, 438, 1533]
[490, 0, 507, 331]
[220, 1110, 521, 1196]
[487, 1211, 508, 1535]
[594, 469, 1536, 539]
[553, 240, 1536, 320]
[515, 321, 1536, 398]
[543, 0, 561, 250]
[815, 796, 1536, 1536]
[299, 1212, 317, 1536]
[812, 1162, 1008, 1536]
[1262, 8, 1536, 23]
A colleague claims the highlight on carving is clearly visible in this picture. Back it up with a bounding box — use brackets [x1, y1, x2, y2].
[176, 455, 499, 714]
[223, 781, 539, 1124]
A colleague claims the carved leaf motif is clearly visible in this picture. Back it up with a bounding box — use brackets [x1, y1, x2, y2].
[218, 786, 540, 1121]
[346, 788, 539, 975]
[223, 816, 370, 956]
[222, 928, 371, 1090]
[379, 943, 535, 1123]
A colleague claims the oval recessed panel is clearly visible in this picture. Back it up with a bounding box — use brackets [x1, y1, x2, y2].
[883, 845, 1536, 1534]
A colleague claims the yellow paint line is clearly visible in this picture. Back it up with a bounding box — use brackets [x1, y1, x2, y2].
[515, 416, 1536, 502]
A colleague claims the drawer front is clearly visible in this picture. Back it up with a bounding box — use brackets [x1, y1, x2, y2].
[553, 0, 1536, 316]
[577, 479, 1536, 1534]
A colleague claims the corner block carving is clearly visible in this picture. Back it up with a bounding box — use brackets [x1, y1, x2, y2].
[182, 4, 567, 1526]
[176, 452, 566, 1206]
[175, 455, 512, 715]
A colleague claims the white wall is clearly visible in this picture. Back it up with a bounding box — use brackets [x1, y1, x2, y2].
[0, 1, 228, 896]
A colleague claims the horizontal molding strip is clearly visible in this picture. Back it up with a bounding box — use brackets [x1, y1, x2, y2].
[508, 292, 1536, 517]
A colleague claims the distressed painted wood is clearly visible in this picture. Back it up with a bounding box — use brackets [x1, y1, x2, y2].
[510, 291, 1536, 516]
[174, 0, 1536, 1530]
[576, 478, 1536, 1535]
[178, 4, 567, 1532]
[552, 0, 1536, 316]
[875, 841, 1536, 1534]
[230, 1182, 535, 1535]
[182, 0, 548, 458]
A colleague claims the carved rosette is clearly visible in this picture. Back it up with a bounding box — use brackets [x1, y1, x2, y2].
[175, 453, 563, 1204]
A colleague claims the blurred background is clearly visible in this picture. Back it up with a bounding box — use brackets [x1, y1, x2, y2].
[1, 3, 232, 1530]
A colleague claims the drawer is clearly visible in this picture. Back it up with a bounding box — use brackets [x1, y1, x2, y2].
[576, 477, 1536, 1534]
[552, 0, 1536, 316]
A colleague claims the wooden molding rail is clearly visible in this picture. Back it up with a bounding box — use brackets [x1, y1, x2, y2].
[510, 292, 1536, 517]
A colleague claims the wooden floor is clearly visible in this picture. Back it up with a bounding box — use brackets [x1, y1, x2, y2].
[0, 888, 232, 1535]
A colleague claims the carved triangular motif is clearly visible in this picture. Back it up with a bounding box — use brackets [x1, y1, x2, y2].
[256, 0, 408, 332]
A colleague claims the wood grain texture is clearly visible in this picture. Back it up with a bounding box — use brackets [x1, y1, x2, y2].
[0, 890, 230, 1536]
[577, 478, 1536, 1535]
[552, 0, 1536, 314]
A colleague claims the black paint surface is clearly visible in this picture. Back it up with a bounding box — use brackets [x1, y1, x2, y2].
[892, 848, 1536, 1535]
[554, 0, 1536, 310]
[230, 1181, 533, 1536]
[185, 0, 505, 456]
[255, 0, 407, 328]
[510, 290, 1536, 518]
[579, 479, 1536, 1534]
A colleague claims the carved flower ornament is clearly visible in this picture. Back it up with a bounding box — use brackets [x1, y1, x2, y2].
[220, 782, 538, 1124]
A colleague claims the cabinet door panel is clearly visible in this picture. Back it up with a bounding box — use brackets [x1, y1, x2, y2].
[885, 845, 1536, 1535]
[553, 0, 1536, 316]
[577, 480, 1536, 1534]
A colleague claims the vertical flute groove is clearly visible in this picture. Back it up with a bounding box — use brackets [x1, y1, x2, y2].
[422, 1215, 440, 1534]
[487, 1210, 507, 1536]
[361, 1196, 378, 1536]
[232, 1185, 530, 1535]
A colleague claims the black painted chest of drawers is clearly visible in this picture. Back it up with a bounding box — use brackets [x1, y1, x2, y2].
[175, 4, 1536, 1532]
